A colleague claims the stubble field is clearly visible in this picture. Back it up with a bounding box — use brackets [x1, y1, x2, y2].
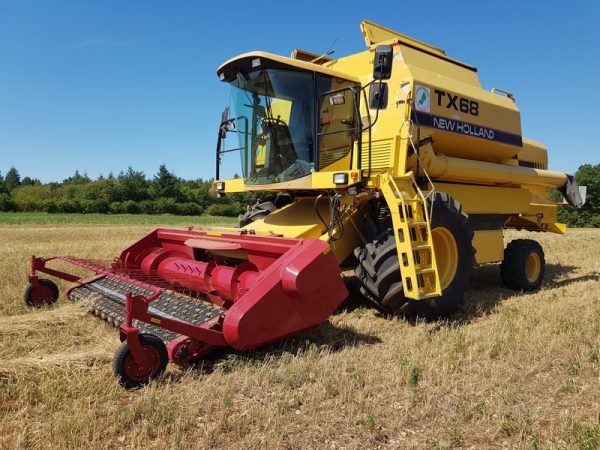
[0, 217, 599, 449]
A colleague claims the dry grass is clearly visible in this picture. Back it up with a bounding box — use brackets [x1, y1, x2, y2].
[0, 223, 599, 449]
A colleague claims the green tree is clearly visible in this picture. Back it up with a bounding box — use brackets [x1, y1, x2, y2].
[118, 167, 149, 201]
[63, 170, 91, 184]
[5, 167, 21, 191]
[0, 193, 15, 211]
[21, 176, 41, 186]
[150, 164, 180, 200]
[12, 185, 52, 211]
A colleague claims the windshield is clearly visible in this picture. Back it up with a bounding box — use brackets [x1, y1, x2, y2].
[230, 69, 317, 185]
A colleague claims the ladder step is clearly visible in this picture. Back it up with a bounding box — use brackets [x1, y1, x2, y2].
[416, 268, 435, 274]
[417, 292, 440, 299]
[412, 244, 431, 250]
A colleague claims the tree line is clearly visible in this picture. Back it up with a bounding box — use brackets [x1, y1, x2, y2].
[0, 165, 260, 217]
[0, 163, 597, 225]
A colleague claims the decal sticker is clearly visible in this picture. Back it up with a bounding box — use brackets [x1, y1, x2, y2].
[414, 85, 430, 113]
[414, 111, 523, 147]
[434, 89, 479, 116]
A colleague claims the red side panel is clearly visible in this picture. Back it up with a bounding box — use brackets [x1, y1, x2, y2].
[222, 239, 347, 350]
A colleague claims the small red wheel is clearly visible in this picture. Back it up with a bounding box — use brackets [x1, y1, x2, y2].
[24, 279, 59, 308]
[112, 334, 168, 388]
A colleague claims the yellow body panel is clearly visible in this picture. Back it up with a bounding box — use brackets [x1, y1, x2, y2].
[432, 183, 532, 214]
[243, 199, 326, 239]
[221, 170, 361, 193]
[472, 230, 504, 264]
[360, 20, 445, 54]
[243, 197, 364, 264]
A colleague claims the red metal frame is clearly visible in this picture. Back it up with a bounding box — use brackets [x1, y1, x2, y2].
[166, 336, 214, 366]
[29, 228, 349, 369]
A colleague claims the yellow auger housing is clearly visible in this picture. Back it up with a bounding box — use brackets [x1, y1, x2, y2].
[213, 20, 583, 316]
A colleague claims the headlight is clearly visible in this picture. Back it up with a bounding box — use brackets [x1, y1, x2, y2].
[215, 182, 225, 191]
[333, 173, 349, 185]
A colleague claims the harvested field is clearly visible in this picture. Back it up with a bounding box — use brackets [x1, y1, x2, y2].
[0, 222, 599, 449]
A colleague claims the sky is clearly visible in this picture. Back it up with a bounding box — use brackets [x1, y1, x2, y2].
[0, 0, 598, 182]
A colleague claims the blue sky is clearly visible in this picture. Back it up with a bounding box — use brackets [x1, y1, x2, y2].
[0, 0, 598, 182]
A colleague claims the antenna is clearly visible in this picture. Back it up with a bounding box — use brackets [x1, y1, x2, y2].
[310, 38, 338, 64]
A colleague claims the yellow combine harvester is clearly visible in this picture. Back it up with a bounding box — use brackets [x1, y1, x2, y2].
[214, 20, 583, 316]
[27, 20, 585, 387]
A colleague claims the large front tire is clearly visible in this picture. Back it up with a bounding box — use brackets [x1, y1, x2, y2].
[354, 193, 474, 318]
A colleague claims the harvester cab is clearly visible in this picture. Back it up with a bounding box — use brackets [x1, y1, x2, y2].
[26, 20, 583, 388]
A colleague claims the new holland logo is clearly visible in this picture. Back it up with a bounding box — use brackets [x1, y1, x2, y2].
[415, 85, 430, 113]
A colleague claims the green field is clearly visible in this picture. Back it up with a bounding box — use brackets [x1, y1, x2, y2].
[0, 212, 238, 226]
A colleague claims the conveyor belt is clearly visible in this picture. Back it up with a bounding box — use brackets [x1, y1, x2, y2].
[68, 276, 224, 342]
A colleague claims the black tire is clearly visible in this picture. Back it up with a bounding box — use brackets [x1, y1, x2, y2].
[354, 193, 474, 318]
[113, 334, 168, 389]
[354, 207, 407, 314]
[501, 239, 545, 291]
[24, 279, 59, 308]
[238, 201, 277, 227]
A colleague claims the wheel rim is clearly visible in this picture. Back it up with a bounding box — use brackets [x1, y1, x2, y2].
[124, 345, 162, 382]
[29, 285, 55, 306]
[431, 227, 459, 290]
[525, 251, 541, 283]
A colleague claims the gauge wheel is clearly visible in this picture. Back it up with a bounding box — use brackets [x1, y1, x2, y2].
[113, 334, 168, 389]
[24, 279, 59, 308]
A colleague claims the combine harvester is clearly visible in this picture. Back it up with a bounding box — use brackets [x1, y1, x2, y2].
[25, 21, 584, 387]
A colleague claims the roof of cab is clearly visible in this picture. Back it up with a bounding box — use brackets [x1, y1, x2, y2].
[216, 51, 360, 83]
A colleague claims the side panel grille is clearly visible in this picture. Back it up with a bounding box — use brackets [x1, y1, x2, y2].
[360, 138, 393, 170]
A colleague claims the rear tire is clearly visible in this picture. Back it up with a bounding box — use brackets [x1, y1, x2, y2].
[501, 239, 545, 291]
[354, 193, 474, 318]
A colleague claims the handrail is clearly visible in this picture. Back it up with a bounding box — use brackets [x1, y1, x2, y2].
[490, 87, 515, 102]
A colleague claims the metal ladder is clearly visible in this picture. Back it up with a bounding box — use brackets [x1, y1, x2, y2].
[379, 171, 441, 299]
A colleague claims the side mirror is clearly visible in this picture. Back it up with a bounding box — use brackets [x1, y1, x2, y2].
[221, 107, 229, 124]
[219, 107, 230, 138]
[219, 107, 236, 138]
[369, 82, 388, 109]
[373, 45, 393, 80]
